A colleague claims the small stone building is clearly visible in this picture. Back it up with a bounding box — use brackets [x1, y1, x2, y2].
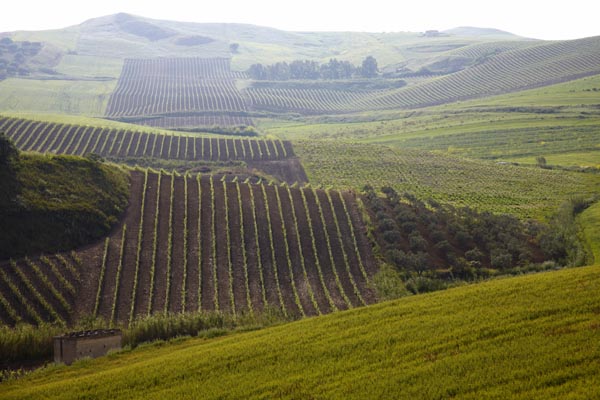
[54, 329, 122, 365]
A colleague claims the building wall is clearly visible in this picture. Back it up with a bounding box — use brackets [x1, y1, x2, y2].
[54, 334, 122, 365]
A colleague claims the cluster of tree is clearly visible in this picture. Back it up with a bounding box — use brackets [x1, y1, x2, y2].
[247, 56, 378, 80]
[0, 38, 42, 79]
[362, 186, 561, 293]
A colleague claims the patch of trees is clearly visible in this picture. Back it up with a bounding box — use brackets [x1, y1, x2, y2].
[247, 56, 379, 80]
[0, 38, 42, 80]
[362, 186, 567, 294]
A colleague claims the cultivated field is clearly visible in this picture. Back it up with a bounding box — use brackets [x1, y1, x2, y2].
[294, 141, 600, 219]
[0, 170, 376, 325]
[0, 116, 293, 162]
[245, 37, 600, 114]
[105, 58, 252, 128]
[2, 265, 598, 399]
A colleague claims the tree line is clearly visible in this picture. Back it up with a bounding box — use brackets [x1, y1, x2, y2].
[247, 56, 378, 80]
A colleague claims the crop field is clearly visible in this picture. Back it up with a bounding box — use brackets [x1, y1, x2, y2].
[294, 141, 600, 219]
[0, 169, 374, 326]
[0, 116, 293, 162]
[245, 86, 387, 114]
[245, 37, 600, 115]
[0, 254, 81, 326]
[2, 264, 598, 399]
[105, 58, 252, 128]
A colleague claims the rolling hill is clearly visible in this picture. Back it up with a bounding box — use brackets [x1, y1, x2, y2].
[6, 13, 598, 127]
[1, 265, 598, 399]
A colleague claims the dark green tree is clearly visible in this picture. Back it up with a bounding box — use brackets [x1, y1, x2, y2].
[361, 55, 378, 78]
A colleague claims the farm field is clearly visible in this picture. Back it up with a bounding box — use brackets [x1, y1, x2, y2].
[0, 169, 376, 325]
[244, 37, 600, 115]
[294, 140, 600, 219]
[0, 78, 116, 116]
[0, 116, 294, 163]
[1, 265, 598, 399]
[259, 73, 600, 163]
[105, 58, 252, 129]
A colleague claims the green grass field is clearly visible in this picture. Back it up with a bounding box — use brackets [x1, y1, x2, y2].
[259, 74, 600, 164]
[293, 140, 600, 219]
[0, 79, 117, 117]
[1, 265, 598, 399]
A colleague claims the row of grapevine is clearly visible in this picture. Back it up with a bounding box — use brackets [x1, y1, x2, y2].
[0, 116, 294, 161]
[105, 58, 252, 129]
[243, 37, 600, 114]
[0, 254, 80, 325]
[293, 140, 600, 219]
[72, 170, 376, 326]
[135, 115, 254, 129]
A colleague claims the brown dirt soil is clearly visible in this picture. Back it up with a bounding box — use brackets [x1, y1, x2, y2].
[315, 189, 361, 308]
[184, 176, 200, 313]
[199, 176, 216, 311]
[264, 185, 302, 317]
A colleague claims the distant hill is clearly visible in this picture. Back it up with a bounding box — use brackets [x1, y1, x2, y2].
[1, 13, 598, 126]
[444, 26, 525, 38]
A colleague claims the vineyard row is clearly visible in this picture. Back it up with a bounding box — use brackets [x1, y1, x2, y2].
[82, 170, 376, 325]
[0, 116, 294, 162]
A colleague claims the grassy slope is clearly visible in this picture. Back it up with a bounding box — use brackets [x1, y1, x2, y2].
[261, 74, 600, 165]
[579, 202, 600, 263]
[0, 78, 116, 116]
[2, 265, 598, 399]
[0, 153, 129, 259]
[293, 141, 600, 219]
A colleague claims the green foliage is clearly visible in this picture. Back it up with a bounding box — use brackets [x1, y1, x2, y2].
[0, 153, 128, 259]
[539, 196, 597, 267]
[2, 266, 598, 398]
[295, 140, 600, 220]
[371, 263, 410, 301]
[362, 186, 554, 290]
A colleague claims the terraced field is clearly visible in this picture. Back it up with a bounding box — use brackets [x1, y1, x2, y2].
[0, 116, 292, 162]
[105, 58, 252, 128]
[0, 170, 376, 326]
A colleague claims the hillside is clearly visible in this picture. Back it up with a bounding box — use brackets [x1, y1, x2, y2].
[264, 73, 600, 167]
[294, 141, 600, 219]
[0, 139, 129, 259]
[0, 115, 307, 183]
[0, 169, 376, 326]
[11, 13, 600, 125]
[1, 265, 598, 398]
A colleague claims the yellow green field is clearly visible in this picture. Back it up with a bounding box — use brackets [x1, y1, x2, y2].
[0, 79, 116, 116]
[1, 265, 598, 399]
[579, 202, 600, 263]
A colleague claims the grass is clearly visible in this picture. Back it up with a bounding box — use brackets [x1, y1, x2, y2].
[0, 153, 129, 259]
[0, 78, 117, 117]
[1, 265, 598, 398]
[293, 140, 600, 220]
[506, 151, 600, 168]
[259, 74, 600, 164]
[54, 55, 124, 79]
[579, 202, 600, 263]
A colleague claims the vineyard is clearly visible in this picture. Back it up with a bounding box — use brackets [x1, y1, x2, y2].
[105, 58, 252, 128]
[244, 36, 600, 114]
[0, 254, 81, 326]
[0, 116, 293, 163]
[294, 141, 600, 219]
[0, 170, 376, 325]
